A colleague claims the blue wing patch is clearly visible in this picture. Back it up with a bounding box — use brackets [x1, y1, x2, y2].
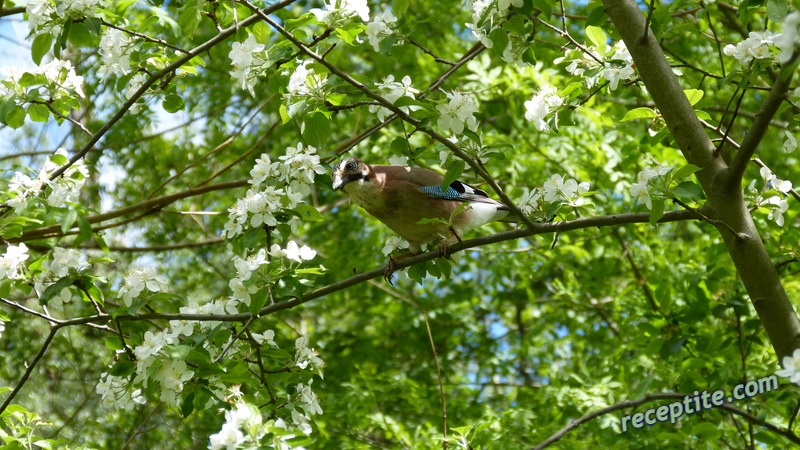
[419, 185, 460, 200]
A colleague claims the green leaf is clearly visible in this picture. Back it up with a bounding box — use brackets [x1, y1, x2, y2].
[75, 214, 93, 247]
[40, 276, 76, 305]
[178, 0, 204, 36]
[109, 361, 135, 377]
[302, 112, 330, 148]
[585, 25, 607, 49]
[61, 209, 78, 234]
[649, 199, 665, 226]
[31, 33, 53, 66]
[671, 181, 705, 200]
[162, 93, 185, 113]
[674, 166, 701, 183]
[684, 89, 704, 106]
[621, 107, 657, 121]
[393, 0, 409, 16]
[105, 337, 123, 351]
[441, 159, 465, 193]
[488, 28, 509, 57]
[532, 0, 552, 19]
[767, 0, 788, 22]
[379, 33, 398, 55]
[27, 103, 50, 123]
[252, 21, 271, 43]
[293, 204, 323, 222]
[68, 21, 93, 47]
[50, 152, 69, 166]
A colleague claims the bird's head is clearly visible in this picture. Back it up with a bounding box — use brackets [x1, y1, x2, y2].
[332, 157, 368, 191]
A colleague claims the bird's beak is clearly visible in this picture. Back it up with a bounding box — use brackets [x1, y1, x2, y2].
[332, 178, 344, 191]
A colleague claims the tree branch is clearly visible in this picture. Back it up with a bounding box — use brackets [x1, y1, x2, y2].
[726, 69, 793, 191]
[50, 209, 696, 329]
[13, 179, 248, 242]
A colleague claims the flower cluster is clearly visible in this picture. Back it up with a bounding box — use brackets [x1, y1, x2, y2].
[630, 164, 674, 209]
[224, 144, 324, 238]
[436, 91, 479, 135]
[310, 0, 370, 26]
[27, 0, 102, 37]
[723, 31, 777, 65]
[524, 85, 564, 132]
[96, 372, 147, 410]
[543, 174, 590, 207]
[602, 42, 636, 90]
[369, 75, 420, 121]
[286, 60, 328, 100]
[747, 166, 794, 226]
[0, 244, 29, 281]
[33, 248, 90, 307]
[366, 9, 400, 53]
[269, 241, 317, 263]
[382, 236, 410, 256]
[229, 34, 266, 96]
[557, 41, 636, 90]
[6, 148, 89, 212]
[0, 60, 85, 105]
[294, 336, 324, 374]
[289, 380, 323, 435]
[117, 266, 168, 306]
[98, 29, 135, 77]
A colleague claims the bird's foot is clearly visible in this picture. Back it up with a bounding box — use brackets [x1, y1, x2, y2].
[384, 252, 414, 284]
[437, 236, 457, 259]
[384, 257, 397, 285]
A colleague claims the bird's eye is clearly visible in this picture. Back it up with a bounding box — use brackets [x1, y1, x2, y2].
[345, 162, 357, 171]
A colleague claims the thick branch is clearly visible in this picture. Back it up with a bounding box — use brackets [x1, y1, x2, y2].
[602, 0, 726, 186]
[726, 70, 793, 190]
[603, 0, 800, 361]
[47, 209, 696, 328]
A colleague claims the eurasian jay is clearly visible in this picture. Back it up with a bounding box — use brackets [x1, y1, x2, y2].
[331, 157, 516, 269]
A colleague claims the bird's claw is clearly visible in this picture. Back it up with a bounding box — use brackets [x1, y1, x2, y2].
[384, 258, 397, 285]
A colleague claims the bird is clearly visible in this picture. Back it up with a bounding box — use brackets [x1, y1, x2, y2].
[331, 157, 516, 277]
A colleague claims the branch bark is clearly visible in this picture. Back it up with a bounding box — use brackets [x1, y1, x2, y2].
[602, 0, 800, 359]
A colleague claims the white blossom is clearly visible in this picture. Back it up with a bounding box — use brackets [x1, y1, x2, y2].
[229, 34, 266, 96]
[630, 181, 652, 209]
[436, 91, 479, 135]
[99, 29, 134, 77]
[43, 248, 88, 277]
[724, 31, 777, 65]
[766, 195, 789, 226]
[777, 348, 800, 384]
[382, 236, 410, 256]
[270, 241, 317, 263]
[251, 329, 277, 347]
[524, 85, 563, 131]
[774, 12, 800, 64]
[208, 422, 244, 450]
[370, 75, 420, 121]
[297, 381, 323, 416]
[0, 244, 29, 281]
[155, 359, 194, 406]
[118, 267, 167, 306]
[366, 9, 399, 52]
[294, 336, 324, 373]
[784, 130, 798, 152]
[310, 0, 370, 24]
[96, 373, 146, 411]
